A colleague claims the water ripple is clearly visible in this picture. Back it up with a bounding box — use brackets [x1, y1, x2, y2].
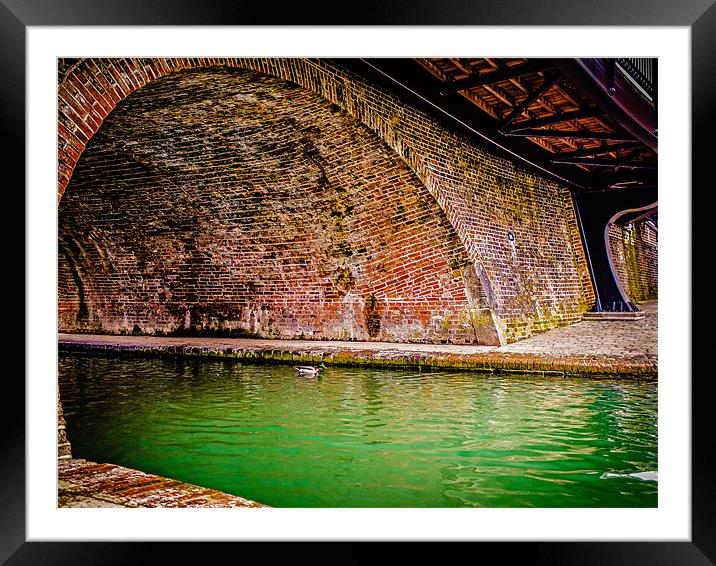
[59, 354, 657, 508]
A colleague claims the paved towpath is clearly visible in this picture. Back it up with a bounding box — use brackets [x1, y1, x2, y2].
[59, 301, 657, 378]
[498, 300, 657, 357]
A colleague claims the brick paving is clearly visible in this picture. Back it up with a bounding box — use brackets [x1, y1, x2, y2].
[58, 459, 267, 508]
[498, 300, 657, 357]
[58, 300, 657, 378]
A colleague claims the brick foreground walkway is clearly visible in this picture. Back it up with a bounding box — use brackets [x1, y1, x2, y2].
[58, 300, 657, 378]
[58, 459, 267, 508]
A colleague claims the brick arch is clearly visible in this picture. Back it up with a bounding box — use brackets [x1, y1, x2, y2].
[58, 57, 479, 266]
[58, 65, 501, 345]
[59, 58, 596, 344]
[59, 58, 242, 200]
[59, 57, 433, 203]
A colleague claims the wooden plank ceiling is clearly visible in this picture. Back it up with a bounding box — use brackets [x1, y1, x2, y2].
[414, 58, 657, 191]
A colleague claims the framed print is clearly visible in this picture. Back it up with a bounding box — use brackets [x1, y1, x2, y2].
[6, 0, 711, 562]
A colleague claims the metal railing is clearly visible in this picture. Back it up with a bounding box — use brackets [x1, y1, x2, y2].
[616, 58, 656, 101]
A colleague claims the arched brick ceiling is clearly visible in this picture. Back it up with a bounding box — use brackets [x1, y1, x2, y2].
[58, 67, 499, 345]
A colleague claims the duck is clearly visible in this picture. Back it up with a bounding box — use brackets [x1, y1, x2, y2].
[295, 362, 326, 377]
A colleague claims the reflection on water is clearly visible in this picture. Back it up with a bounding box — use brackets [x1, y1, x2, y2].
[58, 354, 657, 508]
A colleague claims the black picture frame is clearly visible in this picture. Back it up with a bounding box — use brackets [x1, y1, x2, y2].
[5, 0, 709, 562]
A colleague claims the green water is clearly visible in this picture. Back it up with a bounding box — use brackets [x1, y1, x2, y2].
[58, 354, 657, 508]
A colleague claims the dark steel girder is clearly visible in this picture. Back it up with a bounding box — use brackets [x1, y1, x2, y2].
[614, 146, 653, 164]
[549, 141, 642, 161]
[600, 169, 657, 186]
[504, 129, 635, 142]
[499, 71, 563, 131]
[504, 108, 596, 131]
[574, 187, 657, 312]
[552, 158, 655, 169]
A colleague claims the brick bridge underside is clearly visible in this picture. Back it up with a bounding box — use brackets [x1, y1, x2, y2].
[59, 58, 605, 346]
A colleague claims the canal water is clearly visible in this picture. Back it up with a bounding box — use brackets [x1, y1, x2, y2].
[58, 354, 657, 508]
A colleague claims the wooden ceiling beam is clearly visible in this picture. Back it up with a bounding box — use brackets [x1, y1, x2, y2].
[484, 58, 532, 98]
[434, 58, 581, 154]
[449, 58, 475, 77]
[482, 83, 516, 108]
[439, 59, 555, 94]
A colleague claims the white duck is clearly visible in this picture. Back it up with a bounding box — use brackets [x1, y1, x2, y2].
[295, 362, 326, 377]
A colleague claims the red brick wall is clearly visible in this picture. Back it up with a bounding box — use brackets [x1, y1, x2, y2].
[58, 67, 499, 344]
[608, 220, 658, 303]
[58, 58, 595, 344]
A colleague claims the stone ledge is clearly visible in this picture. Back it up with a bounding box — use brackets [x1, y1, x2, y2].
[582, 311, 646, 320]
[58, 335, 657, 379]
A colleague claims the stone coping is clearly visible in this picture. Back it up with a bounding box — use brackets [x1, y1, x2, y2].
[58, 333, 657, 379]
[582, 311, 646, 320]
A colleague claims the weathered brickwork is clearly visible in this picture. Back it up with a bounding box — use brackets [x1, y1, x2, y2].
[59, 459, 267, 507]
[608, 220, 658, 303]
[59, 67, 499, 344]
[58, 394, 72, 459]
[58, 58, 596, 344]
